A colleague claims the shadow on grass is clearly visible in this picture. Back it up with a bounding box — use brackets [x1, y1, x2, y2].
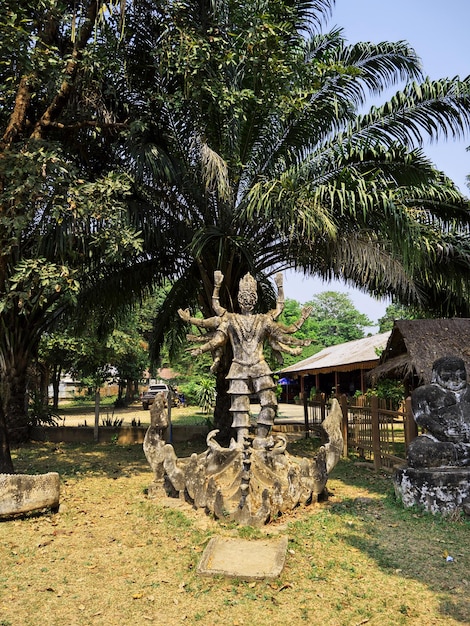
[327, 470, 468, 623]
[287, 438, 470, 624]
[337, 509, 470, 623]
[10, 439, 207, 481]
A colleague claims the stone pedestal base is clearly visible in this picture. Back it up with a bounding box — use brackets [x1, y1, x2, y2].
[394, 466, 470, 515]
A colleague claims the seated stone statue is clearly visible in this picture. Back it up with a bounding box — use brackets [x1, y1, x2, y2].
[408, 356, 470, 468]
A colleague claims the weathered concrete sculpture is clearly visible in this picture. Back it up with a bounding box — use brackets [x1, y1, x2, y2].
[394, 356, 470, 515]
[144, 271, 343, 525]
[143, 392, 170, 480]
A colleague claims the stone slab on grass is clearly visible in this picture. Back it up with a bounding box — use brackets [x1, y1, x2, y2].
[197, 536, 288, 580]
[0, 472, 60, 517]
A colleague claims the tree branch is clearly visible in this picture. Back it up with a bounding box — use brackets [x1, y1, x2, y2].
[30, 0, 100, 140]
[39, 120, 128, 131]
[1, 75, 33, 150]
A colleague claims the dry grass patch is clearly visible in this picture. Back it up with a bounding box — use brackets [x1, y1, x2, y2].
[1, 439, 469, 626]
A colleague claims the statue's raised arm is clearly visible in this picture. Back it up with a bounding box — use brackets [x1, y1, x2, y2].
[277, 305, 312, 334]
[212, 270, 226, 316]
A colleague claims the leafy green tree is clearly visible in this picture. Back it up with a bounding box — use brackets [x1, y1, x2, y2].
[377, 303, 423, 333]
[0, 147, 141, 442]
[0, 1, 156, 468]
[118, 0, 470, 438]
[107, 328, 149, 404]
[40, 319, 149, 410]
[68, 332, 116, 440]
[306, 291, 372, 346]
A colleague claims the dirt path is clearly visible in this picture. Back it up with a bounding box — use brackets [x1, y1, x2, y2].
[56, 402, 172, 427]
[56, 403, 305, 427]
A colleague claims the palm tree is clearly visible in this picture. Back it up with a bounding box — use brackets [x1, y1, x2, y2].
[114, 0, 470, 436]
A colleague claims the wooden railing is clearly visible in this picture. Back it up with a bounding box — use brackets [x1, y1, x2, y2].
[303, 394, 419, 471]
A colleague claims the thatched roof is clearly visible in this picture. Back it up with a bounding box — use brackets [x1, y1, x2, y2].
[279, 332, 391, 376]
[369, 319, 470, 384]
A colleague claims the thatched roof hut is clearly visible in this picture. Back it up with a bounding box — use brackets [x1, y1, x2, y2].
[369, 319, 470, 386]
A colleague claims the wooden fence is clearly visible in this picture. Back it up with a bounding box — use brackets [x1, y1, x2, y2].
[303, 394, 419, 471]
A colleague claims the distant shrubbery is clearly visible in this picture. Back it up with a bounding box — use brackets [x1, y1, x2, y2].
[364, 379, 405, 410]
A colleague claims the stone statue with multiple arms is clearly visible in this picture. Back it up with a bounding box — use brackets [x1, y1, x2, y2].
[144, 270, 342, 526]
[178, 270, 312, 447]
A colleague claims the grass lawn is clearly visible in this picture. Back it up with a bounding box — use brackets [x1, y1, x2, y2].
[1, 438, 469, 626]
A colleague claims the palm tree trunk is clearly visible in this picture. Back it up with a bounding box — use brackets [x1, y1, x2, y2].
[213, 348, 233, 444]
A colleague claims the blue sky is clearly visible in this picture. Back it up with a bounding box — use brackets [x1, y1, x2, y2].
[284, 0, 470, 323]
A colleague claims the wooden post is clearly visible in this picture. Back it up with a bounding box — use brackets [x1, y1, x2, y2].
[404, 396, 417, 449]
[303, 393, 309, 438]
[340, 394, 348, 457]
[371, 395, 381, 470]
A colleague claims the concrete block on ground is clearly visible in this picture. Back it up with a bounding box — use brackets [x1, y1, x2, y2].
[197, 536, 288, 580]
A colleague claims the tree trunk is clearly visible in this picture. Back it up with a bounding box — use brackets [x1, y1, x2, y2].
[4, 366, 30, 444]
[117, 381, 124, 402]
[126, 379, 133, 401]
[0, 400, 14, 473]
[38, 362, 49, 413]
[51, 364, 62, 410]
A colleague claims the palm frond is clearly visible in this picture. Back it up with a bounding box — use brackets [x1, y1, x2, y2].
[355, 77, 470, 148]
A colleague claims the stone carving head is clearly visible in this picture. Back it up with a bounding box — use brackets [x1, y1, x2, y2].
[431, 355, 467, 392]
[237, 273, 258, 313]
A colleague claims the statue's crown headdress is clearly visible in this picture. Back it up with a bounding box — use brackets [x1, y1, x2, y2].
[239, 273, 257, 295]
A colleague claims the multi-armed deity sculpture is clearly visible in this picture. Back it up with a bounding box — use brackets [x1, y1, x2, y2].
[178, 270, 311, 448]
[144, 271, 343, 525]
